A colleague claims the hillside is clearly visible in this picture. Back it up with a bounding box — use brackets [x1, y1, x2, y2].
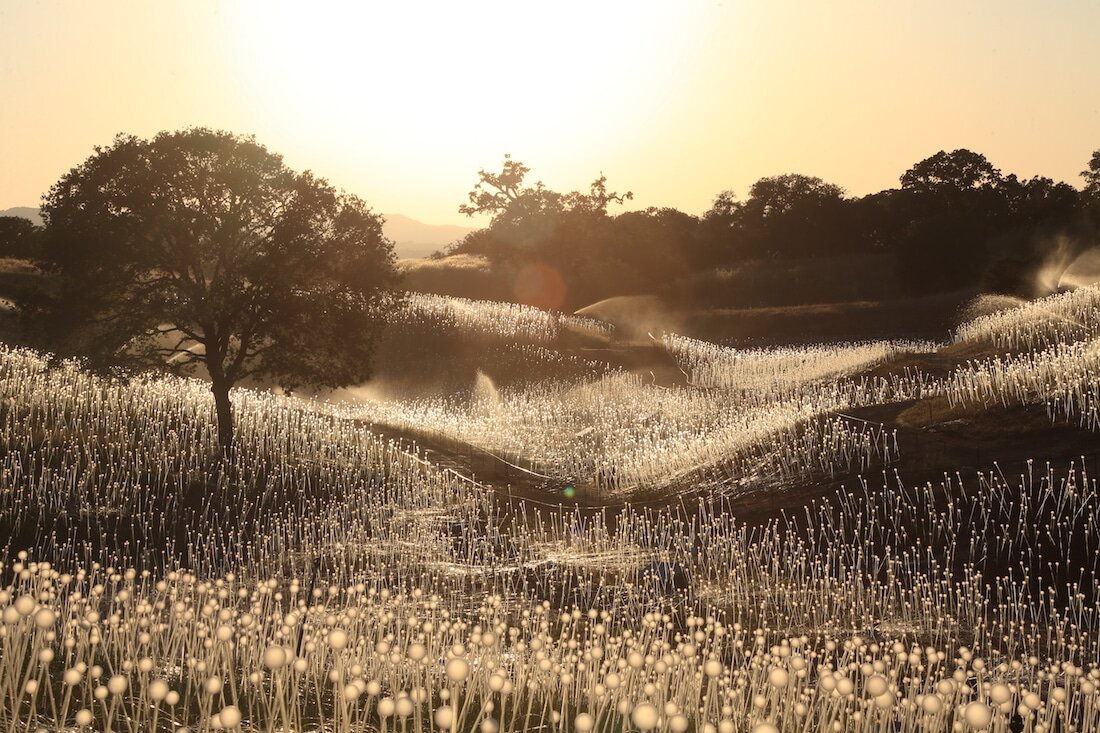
[0, 206, 471, 260]
[0, 206, 42, 224]
[0, 286, 1099, 732]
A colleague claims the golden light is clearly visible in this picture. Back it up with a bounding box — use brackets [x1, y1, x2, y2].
[225, 1, 701, 213]
[220, 0, 708, 220]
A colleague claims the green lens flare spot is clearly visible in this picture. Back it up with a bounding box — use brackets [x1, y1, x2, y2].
[563, 486, 576, 499]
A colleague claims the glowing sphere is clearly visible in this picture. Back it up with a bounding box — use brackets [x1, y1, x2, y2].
[219, 706, 242, 728]
[631, 703, 659, 731]
[963, 701, 992, 729]
[263, 646, 287, 670]
[446, 657, 470, 682]
[148, 679, 170, 701]
[866, 675, 889, 697]
[434, 705, 454, 730]
[328, 629, 349, 651]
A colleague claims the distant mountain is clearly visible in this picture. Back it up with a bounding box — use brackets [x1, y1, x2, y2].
[382, 214, 473, 259]
[0, 207, 42, 225]
[0, 207, 471, 259]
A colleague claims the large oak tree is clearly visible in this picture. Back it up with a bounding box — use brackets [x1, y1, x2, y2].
[27, 129, 402, 449]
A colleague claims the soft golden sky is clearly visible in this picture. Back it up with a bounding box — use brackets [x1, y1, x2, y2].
[2, 1, 1098, 225]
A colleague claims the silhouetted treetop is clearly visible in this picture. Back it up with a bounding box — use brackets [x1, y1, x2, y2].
[900, 149, 1003, 194]
[459, 155, 632, 225]
[1083, 149, 1100, 198]
[29, 128, 402, 448]
[742, 174, 845, 218]
[0, 216, 40, 259]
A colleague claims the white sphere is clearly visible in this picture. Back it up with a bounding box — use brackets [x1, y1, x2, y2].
[107, 675, 128, 695]
[33, 608, 56, 629]
[377, 697, 395, 718]
[963, 701, 992, 729]
[574, 713, 595, 732]
[148, 679, 170, 701]
[74, 709, 93, 727]
[632, 703, 659, 731]
[328, 629, 349, 651]
[866, 675, 889, 697]
[219, 705, 242, 728]
[263, 645, 287, 670]
[669, 714, 690, 733]
[434, 705, 454, 730]
[990, 683, 1012, 705]
[14, 595, 35, 616]
[446, 658, 470, 682]
[768, 667, 790, 688]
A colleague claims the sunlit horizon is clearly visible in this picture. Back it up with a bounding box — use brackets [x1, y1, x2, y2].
[2, 0, 1098, 225]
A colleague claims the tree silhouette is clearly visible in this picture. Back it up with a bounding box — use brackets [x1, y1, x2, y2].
[900, 149, 1004, 194]
[1083, 149, 1100, 234]
[1081, 149, 1100, 198]
[703, 174, 849, 261]
[27, 129, 402, 449]
[0, 216, 40, 259]
[450, 156, 637, 306]
[895, 150, 1010, 292]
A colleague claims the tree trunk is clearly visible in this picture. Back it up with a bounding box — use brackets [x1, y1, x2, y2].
[211, 379, 234, 453]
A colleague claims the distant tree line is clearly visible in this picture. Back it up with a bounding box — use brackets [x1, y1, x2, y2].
[444, 149, 1100, 309]
[4, 146, 1100, 313]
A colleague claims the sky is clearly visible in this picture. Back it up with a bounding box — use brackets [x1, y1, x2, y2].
[1, 0, 1098, 226]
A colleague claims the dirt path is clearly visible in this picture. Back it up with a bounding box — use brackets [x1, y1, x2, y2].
[359, 327, 1100, 528]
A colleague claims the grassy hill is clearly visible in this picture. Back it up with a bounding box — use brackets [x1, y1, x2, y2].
[0, 285, 1098, 731]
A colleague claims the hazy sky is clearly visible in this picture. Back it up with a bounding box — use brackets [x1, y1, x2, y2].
[2, 1, 1098, 225]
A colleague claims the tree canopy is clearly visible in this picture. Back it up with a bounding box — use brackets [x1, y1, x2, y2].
[439, 148, 1096, 309]
[900, 149, 1004, 194]
[27, 128, 402, 448]
[0, 216, 40, 259]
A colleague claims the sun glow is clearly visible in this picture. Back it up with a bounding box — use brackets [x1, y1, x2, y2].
[227, 1, 696, 209]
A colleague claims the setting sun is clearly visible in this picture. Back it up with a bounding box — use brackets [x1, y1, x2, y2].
[2, 1, 1098, 224]
[222, 1, 705, 219]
